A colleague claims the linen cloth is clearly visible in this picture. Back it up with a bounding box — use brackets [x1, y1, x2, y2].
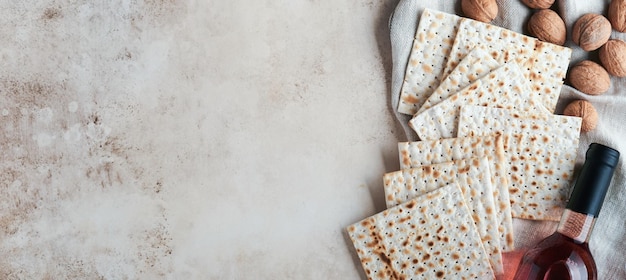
[389, 0, 626, 278]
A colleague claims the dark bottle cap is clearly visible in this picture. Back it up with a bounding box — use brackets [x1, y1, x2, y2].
[566, 143, 620, 216]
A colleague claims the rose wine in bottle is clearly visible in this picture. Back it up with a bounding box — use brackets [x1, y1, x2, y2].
[513, 143, 620, 280]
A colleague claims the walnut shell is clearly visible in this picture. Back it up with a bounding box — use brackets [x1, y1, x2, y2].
[569, 60, 611, 95]
[461, 0, 498, 23]
[572, 13, 612, 51]
[563, 100, 598, 133]
[599, 39, 626, 77]
[521, 0, 555, 9]
[527, 9, 566, 45]
[609, 0, 626, 32]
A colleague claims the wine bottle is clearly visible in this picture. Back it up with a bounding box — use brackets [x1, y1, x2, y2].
[512, 143, 620, 280]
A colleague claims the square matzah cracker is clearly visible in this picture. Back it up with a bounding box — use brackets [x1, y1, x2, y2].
[409, 63, 540, 141]
[458, 105, 582, 221]
[346, 183, 495, 280]
[417, 47, 502, 114]
[398, 134, 514, 252]
[397, 9, 462, 115]
[443, 18, 571, 113]
[384, 157, 503, 274]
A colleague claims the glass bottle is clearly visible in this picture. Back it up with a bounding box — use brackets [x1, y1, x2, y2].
[512, 143, 620, 280]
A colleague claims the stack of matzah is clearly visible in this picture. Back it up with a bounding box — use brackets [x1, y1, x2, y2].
[347, 183, 496, 279]
[395, 8, 582, 222]
[346, 8, 584, 279]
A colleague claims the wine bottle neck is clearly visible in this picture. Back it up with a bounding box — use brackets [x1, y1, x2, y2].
[556, 209, 596, 243]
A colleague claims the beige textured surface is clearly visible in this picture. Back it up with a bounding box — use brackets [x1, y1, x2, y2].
[0, 1, 401, 279]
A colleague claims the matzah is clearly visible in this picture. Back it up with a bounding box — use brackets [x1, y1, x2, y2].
[457, 105, 582, 221]
[384, 157, 503, 274]
[409, 63, 541, 141]
[417, 47, 502, 114]
[398, 134, 514, 252]
[443, 18, 572, 113]
[346, 183, 495, 279]
[397, 9, 461, 115]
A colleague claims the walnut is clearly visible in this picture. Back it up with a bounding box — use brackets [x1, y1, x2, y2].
[572, 13, 612, 51]
[461, 0, 498, 23]
[568, 60, 611, 95]
[608, 0, 626, 32]
[599, 39, 626, 77]
[520, 0, 555, 9]
[563, 100, 598, 133]
[527, 9, 566, 45]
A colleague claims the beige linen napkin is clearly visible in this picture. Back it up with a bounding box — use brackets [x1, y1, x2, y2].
[389, 1, 626, 279]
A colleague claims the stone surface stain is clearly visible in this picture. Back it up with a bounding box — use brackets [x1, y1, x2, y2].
[42, 7, 62, 20]
[0, 0, 187, 277]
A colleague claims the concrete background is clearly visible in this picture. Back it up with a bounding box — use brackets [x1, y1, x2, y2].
[0, 1, 403, 278]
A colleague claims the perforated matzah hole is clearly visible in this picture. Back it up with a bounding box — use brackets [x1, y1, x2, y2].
[397, 9, 462, 115]
[346, 183, 495, 279]
[384, 157, 503, 274]
[458, 105, 582, 221]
